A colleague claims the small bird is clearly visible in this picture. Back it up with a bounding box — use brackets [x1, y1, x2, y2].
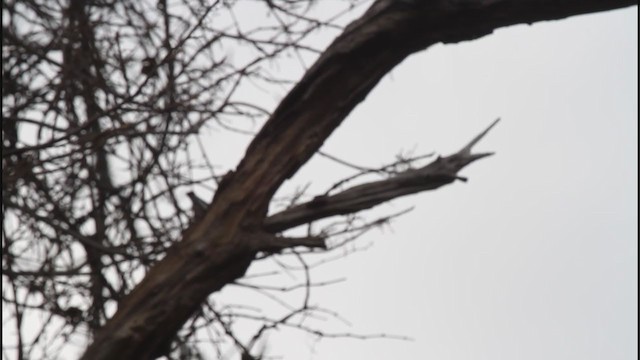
[63, 306, 83, 326]
[187, 191, 209, 218]
[141, 57, 157, 77]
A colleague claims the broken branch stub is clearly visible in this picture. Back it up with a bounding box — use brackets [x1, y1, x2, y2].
[264, 119, 500, 233]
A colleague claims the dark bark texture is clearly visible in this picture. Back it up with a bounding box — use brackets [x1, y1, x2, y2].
[81, 0, 637, 358]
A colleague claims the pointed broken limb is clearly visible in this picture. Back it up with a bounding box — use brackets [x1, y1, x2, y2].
[264, 119, 500, 233]
[458, 118, 500, 157]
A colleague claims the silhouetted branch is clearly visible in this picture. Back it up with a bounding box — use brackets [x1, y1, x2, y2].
[264, 119, 498, 232]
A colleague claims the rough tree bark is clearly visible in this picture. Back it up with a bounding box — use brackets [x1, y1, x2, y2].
[81, 0, 637, 358]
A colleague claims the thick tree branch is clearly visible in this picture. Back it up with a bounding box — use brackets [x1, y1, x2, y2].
[81, 1, 637, 358]
[215, 0, 636, 222]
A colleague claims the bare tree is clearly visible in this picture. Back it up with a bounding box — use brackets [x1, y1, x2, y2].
[2, 0, 635, 359]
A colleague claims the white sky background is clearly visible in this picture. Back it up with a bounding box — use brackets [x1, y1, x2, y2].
[210, 4, 637, 360]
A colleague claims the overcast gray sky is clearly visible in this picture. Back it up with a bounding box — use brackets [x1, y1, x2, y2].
[223, 5, 637, 360]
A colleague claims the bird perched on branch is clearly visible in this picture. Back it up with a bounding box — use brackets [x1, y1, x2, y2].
[141, 56, 158, 77]
[187, 191, 209, 219]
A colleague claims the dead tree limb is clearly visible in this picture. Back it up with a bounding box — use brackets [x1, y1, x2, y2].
[265, 119, 499, 232]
